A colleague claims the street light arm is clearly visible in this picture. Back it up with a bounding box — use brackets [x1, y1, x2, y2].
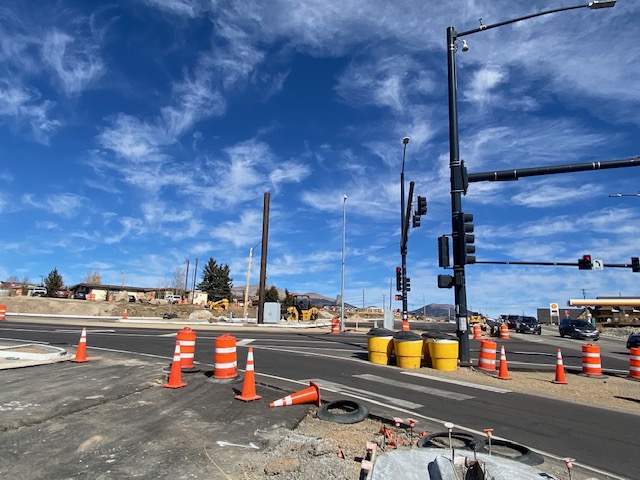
[454, 2, 613, 39]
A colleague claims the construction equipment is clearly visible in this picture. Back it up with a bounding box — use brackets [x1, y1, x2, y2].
[285, 294, 319, 322]
[207, 298, 229, 311]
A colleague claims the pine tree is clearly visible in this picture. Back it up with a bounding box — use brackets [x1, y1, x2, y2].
[283, 289, 295, 308]
[265, 286, 279, 302]
[198, 257, 233, 301]
[44, 268, 64, 297]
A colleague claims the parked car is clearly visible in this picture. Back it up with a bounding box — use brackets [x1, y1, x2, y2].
[54, 290, 69, 298]
[505, 314, 519, 330]
[559, 319, 599, 341]
[626, 333, 640, 349]
[30, 287, 47, 297]
[515, 316, 542, 334]
[128, 295, 136, 303]
[74, 291, 87, 300]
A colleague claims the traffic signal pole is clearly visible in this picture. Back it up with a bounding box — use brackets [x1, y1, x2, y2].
[447, 26, 471, 365]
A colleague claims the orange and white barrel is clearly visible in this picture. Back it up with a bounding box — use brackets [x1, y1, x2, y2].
[331, 318, 340, 334]
[208, 334, 241, 383]
[477, 339, 497, 371]
[0, 304, 6, 321]
[177, 327, 199, 373]
[500, 324, 509, 339]
[473, 324, 482, 339]
[581, 344, 604, 377]
[629, 347, 640, 380]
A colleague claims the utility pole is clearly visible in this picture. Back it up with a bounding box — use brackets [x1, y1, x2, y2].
[243, 247, 254, 319]
[257, 193, 270, 324]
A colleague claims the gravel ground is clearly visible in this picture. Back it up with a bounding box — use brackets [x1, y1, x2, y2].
[234, 362, 639, 480]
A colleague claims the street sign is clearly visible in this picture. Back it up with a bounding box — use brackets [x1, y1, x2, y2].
[593, 259, 603, 270]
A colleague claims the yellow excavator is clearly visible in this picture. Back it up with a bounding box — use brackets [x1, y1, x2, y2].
[207, 298, 229, 311]
[286, 294, 319, 322]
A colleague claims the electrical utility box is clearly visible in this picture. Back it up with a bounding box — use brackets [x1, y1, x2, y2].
[263, 302, 281, 324]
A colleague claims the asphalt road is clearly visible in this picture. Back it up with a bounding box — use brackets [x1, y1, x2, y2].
[1, 320, 636, 479]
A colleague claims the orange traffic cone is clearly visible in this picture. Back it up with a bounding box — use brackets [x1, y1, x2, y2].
[235, 347, 262, 402]
[122, 309, 128, 319]
[553, 348, 568, 384]
[269, 381, 320, 407]
[497, 345, 511, 380]
[72, 327, 88, 363]
[163, 341, 187, 389]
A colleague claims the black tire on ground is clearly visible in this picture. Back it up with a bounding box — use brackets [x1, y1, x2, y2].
[485, 439, 544, 466]
[417, 432, 485, 452]
[316, 400, 369, 424]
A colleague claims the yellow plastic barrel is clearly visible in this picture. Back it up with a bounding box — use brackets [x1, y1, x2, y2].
[430, 339, 459, 371]
[367, 328, 394, 365]
[393, 331, 423, 369]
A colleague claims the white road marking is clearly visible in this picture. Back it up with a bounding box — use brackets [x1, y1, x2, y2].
[354, 374, 474, 401]
[236, 338, 255, 346]
[401, 371, 511, 394]
[216, 441, 259, 449]
[305, 378, 422, 409]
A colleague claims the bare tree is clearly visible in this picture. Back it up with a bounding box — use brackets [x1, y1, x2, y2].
[83, 271, 101, 285]
[173, 266, 186, 289]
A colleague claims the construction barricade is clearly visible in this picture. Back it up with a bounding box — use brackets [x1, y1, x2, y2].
[331, 318, 340, 334]
[500, 324, 509, 339]
[0, 304, 5, 321]
[477, 339, 497, 372]
[367, 328, 394, 365]
[581, 344, 605, 378]
[177, 327, 199, 373]
[430, 337, 459, 371]
[473, 324, 482, 339]
[629, 347, 640, 381]
[393, 331, 422, 369]
[207, 334, 242, 384]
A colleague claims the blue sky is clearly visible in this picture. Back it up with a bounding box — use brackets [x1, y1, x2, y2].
[1, 0, 638, 317]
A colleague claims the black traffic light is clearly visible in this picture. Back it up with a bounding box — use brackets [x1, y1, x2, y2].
[394, 294, 404, 301]
[405, 277, 411, 292]
[412, 214, 421, 228]
[458, 212, 475, 264]
[437, 274, 455, 289]
[416, 196, 427, 216]
[578, 255, 593, 270]
[438, 235, 450, 268]
[632, 257, 640, 273]
[395, 266, 402, 291]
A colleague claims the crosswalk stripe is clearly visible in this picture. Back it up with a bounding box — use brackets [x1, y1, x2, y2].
[305, 378, 423, 409]
[401, 371, 511, 393]
[355, 374, 474, 401]
[236, 339, 255, 346]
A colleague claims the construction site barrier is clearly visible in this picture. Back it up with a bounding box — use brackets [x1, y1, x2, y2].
[208, 334, 242, 383]
[500, 324, 509, 339]
[331, 318, 340, 334]
[177, 327, 199, 373]
[430, 338, 459, 371]
[477, 339, 497, 371]
[393, 331, 422, 369]
[473, 324, 482, 339]
[629, 347, 640, 380]
[581, 344, 604, 377]
[0, 305, 5, 321]
[367, 328, 394, 365]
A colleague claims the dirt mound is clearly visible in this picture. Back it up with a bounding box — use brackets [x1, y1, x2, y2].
[0, 296, 250, 319]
